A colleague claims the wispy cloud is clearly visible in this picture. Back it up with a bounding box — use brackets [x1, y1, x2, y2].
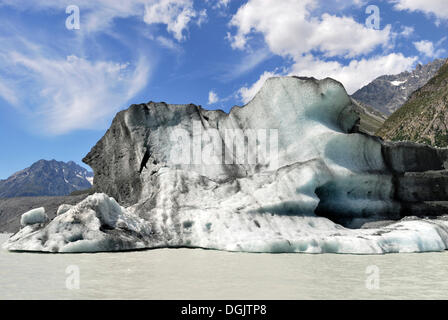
[155, 35, 183, 52]
[219, 48, 272, 81]
[7, 51, 151, 134]
[0, 15, 152, 134]
[392, 0, 448, 21]
[0, 0, 206, 41]
[0, 1, 181, 135]
[0, 76, 18, 106]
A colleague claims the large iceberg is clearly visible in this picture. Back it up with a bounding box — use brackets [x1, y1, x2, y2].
[4, 76, 448, 254]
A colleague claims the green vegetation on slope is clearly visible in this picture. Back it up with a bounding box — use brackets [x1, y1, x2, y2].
[376, 61, 448, 147]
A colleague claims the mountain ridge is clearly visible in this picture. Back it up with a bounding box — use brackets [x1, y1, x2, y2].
[0, 160, 93, 198]
[377, 59, 448, 147]
[352, 58, 447, 115]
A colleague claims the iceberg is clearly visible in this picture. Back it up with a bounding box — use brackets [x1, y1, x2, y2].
[4, 76, 448, 254]
[20, 207, 48, 227]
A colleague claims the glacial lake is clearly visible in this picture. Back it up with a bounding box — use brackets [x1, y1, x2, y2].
[1, 233, 448, 299]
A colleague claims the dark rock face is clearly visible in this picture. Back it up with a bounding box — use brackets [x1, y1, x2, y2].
[83, 108, 146, 206]
[83, 102, 242, 206]
[379, 141, 448, 223]
[0, 160, 93, 198]
[396, 171, 448, 203]
[352, 58, 446, 115]
[381, 141, 448, 173]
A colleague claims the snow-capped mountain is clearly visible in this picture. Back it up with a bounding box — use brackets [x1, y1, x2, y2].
[0, 160, 93, 198]
[377, 59, 448, 147]
[352, 58, 447, 115]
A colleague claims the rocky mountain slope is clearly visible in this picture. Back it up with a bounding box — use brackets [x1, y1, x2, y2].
[351, 98, 386, 134]
[6, 76, 448, 254]
[377, 60, 448, 147]
[0, 160, 93, 198]
[352, 58, 447, 115]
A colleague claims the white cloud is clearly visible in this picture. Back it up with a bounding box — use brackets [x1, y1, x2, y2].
[228, 0, 391, 58]
[312, 14, 392, 58]
[238, 53, 417, 103]
[230, 0, 416, 100]
[392, 0, 448, 20]
[414, 39, 446, 58]
[400, 26, 415, 37]
[208, 90, 219, 104]
[414, 40, 436, 57]
[289, 54, 417, 94]
[8, 52, 150, 134]
[144, 0, 205, 41]
[0, 0, 205, 41]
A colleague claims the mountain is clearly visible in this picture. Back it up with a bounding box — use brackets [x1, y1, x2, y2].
[0, 160, 93, 198]
[377, 60, 448, 147]
[7, 77, 448, 254]
[351, 98, 387, 135]
[352, 58, 447, 115]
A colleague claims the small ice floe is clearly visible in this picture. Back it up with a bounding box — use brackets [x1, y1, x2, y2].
[20, 208, 49, 227]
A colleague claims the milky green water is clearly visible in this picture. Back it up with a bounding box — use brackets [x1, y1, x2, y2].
[1, 234, 448, 299]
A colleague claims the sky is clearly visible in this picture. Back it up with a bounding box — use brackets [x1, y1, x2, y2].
[0, 0, 447, 178]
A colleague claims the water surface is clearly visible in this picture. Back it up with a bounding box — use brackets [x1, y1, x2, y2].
[1, 234, 448, 299]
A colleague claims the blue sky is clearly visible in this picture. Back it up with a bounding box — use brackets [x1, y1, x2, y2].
[0, 0, 447, 178]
